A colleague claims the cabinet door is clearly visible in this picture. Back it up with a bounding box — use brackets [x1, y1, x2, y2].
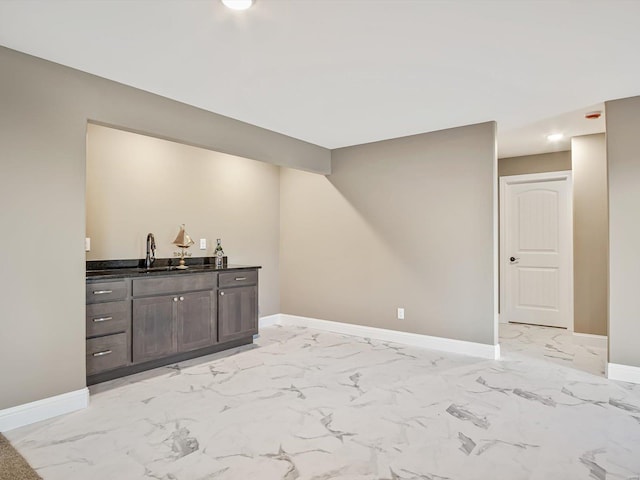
[132, 295, 177, 363]
[218, 285, 258, 343]
[177, 290, 216, 353]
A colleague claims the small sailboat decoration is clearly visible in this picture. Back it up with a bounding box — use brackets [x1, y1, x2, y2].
[173, 224, 195, 269]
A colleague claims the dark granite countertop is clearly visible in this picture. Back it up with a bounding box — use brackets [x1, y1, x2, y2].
[86, 257, 261, 281]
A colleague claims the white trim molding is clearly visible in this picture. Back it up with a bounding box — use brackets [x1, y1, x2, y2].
[272, 314, 500, 360]
[572, 332, 607, 339]
[0, 388, 89, 432]
[572, 332, 607, 349]
[607, 363, 640, 385]
[259, 314, 281, 328]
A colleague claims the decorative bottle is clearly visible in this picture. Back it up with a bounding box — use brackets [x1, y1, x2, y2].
[215, 238, 225, 268]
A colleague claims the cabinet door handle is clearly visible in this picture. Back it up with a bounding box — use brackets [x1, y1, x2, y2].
[92, 350, 112, 357]
[234, 277, 246, 281]
[179, 296, 184, 301]
[173, 297, 178, 302]
[220, 291, 225, 296]
[92, 316, 113, 323]
[93, 290, 113, 295]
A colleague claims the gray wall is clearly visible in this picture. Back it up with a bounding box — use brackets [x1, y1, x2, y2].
[572, 134, 608, 336]
[499, 151, 571, 177]
[0, 46, 329, 410]
[606, 95, 640, 368]
[86, 124, 282, 317]
[280, 122, 498, 345]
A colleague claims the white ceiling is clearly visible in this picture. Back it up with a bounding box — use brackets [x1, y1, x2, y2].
[0, 1, 636, 158]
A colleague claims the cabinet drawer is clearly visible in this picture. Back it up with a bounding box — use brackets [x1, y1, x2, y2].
[132, 273, 216, 297]
[219, 270, 257, 288]
[86, 301, 130, 338]
[86, 280, 127, 304]
[86, 333, 128, 375]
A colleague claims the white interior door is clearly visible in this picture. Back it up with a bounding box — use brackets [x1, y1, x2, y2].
[500, 171, 573, 329]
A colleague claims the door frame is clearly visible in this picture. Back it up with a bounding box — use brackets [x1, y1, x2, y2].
[499, 170, 574, 330]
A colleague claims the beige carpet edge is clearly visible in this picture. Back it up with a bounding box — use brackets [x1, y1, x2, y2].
[0, 433, 42, 480]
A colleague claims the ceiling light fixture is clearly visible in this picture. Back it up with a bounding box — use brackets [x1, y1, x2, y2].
[221, 0, 254, 10]
[547, 133, 564, 142]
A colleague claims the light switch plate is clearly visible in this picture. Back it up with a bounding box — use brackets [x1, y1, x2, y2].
[397, 307, 405, 320]
[85, 237, 91, 252]
[199, 238, 207, 250]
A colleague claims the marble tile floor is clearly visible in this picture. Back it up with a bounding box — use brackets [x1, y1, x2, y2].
[5, 323, 639, 480]
[499, 322, 608, 377]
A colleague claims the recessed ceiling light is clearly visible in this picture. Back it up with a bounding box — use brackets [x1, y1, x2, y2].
[547, 133, 564, 142]
[221, 0, 254, 10]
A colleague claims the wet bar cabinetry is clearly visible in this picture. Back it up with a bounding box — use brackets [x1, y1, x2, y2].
[85, 265, 260, 385]
[85, 280, 131, 376]
[132, 273, 217, 362]
[218, 271, 259, 342]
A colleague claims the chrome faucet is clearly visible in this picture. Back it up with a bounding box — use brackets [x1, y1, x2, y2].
[145, 233, 156, 269]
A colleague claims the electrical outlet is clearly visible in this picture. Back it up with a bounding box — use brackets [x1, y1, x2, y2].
[199, 238, 207, 250]
[85, 237, 91, 252]
[397, 307, 405, 320]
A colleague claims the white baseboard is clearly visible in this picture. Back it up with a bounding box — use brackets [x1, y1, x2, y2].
[573, 332, 607, 339]
[275, 314, 500, 360]
[0, 388, 89, 432]
[607, 363, 640, 385]
[259, 314, 280, 328]
[573, 331, 607, 348]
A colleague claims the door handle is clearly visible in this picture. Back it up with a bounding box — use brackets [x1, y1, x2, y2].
[509, 256, 520, 263]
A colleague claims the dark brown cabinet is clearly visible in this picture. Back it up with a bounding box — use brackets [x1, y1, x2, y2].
[86, 301, 130, 338]
[86, 280, 128, 304]
[86, 333, 128, 375]
[218, 271, 258, 343]
[85, 279, 131, 378]
[218, 285, 257, 342]
[87, 267, 258, 385]
[132, 275, 217, 362]
[177, 290, 217, 352]
[132, 295, 177, 363]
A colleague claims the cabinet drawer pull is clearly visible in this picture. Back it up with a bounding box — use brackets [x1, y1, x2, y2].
[179, 296, 184, 301]
[173, 297, 178, 302]
[234, 277, 247, 281]
[93, 290, 113, 295]
[92, 350, 112, 357]
[92, 316, 113, 323]
[220, 291, 225, 296]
